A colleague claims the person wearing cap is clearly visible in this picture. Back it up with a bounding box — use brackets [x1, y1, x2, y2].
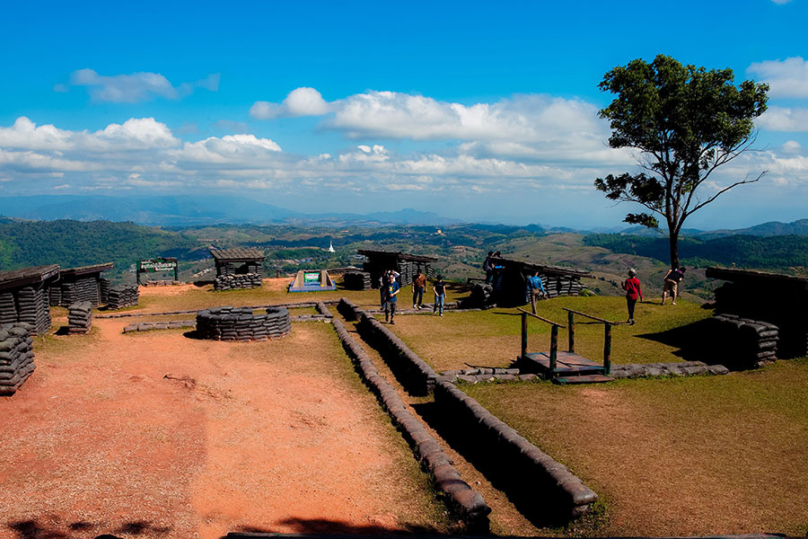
[621, 268, 643, 325]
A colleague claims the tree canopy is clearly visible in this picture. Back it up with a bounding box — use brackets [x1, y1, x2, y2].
[595, 54, 769, 268]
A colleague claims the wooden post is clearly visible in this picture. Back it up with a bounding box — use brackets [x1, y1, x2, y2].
[521, 311, 528, 358]
[568, 310, 575, 353]
[550, 324, 558, 372]
[604, 323, 612, 374]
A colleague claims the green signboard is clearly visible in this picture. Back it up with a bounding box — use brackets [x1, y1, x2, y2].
[303, 271, 320, 284]
[139, 258, 178, 273]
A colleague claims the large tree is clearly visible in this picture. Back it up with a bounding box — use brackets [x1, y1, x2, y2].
[595, 54, 769, 268]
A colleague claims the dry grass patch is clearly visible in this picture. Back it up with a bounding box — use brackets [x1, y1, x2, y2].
[464, 358, 808, 537]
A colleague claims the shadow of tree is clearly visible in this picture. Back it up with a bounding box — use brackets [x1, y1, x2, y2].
[6, 518, 171, 539]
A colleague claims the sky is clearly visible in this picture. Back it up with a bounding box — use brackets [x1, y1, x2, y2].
[1, 0, 807, 229]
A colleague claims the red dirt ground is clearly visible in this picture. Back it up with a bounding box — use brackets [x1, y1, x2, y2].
[0, 291, 441, 539]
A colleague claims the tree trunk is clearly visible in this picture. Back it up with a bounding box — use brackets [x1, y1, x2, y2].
[668, 229, 680, 268]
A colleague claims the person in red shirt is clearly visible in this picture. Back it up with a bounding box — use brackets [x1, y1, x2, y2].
[621, 268, 643, 325]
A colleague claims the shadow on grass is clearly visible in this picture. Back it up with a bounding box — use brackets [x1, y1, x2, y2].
[410, 400, 576, 529]
[224, 517, 442, 538]
[6, 518, 171, 539]
[633, 318, 715, 363]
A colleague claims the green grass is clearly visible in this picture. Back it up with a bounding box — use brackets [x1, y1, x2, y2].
[463, 358, 808, 537]
[387, 296, 711, 372]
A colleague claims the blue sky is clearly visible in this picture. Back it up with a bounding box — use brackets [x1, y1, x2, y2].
[1, 0, 807, 228]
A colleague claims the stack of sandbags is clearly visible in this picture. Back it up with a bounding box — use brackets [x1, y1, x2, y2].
[68, 301, 92, 334]
[213, 274, 262, 291]
[48, 285, 62, 306]
[107, 285, 139, 310]
[342, 271, 372, 290]
[0, 323, 35, 396]
[706, 314, 780, 369]
[99, 278, 111, 304]
[15, 285, 50, 336]
[196, 306, 291, 341]
[0, 292, 16, 325]
[460, 283, 494, 308]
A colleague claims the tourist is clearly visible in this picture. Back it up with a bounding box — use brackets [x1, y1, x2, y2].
[385, 272, 400, 324]
[433, 275, 446, 316]
[379, 269, 399, 310]
[483, 251, 494, 283]
[412, 270, 426, 310]
[525, 270, 546, 314]
[662, 266, 686, 305]
[621, 268, 643, 325]
[491, 251, 504, 289]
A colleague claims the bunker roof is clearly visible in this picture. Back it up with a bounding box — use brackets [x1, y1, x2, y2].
[707, 266, 808, 290]
[61, 262, 114, 277]
[0, 264, 60, 291]
[210, 248, 265, 262]
[491, 256, 590, 277]
[357, 249, 437, 263]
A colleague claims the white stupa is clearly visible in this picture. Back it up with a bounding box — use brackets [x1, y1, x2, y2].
[328, 241, 335, 253]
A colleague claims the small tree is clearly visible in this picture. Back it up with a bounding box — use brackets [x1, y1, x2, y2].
[595, 55, 769, 268]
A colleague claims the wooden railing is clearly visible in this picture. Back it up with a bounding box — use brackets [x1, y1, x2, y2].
[517, 308, 566, 372]
[562, 308, 619, 374]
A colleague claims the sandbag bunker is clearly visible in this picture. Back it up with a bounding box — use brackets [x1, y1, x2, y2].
[196, 306, 291, 341]
[0, 323, 35, 396]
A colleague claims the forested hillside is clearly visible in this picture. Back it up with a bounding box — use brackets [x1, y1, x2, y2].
[0, 219, 202, 272]
[584, 234, 808, 272]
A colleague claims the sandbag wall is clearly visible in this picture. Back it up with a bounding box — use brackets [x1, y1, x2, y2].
[363, 260, 432, 288]
[196, 306, 291, 341]
[704, 314, 780, 369]
[0, 292, 17, 325]
[714, 280, 808, 358]
[100, 278, 111, 304]
[68, 302, 92, 334]
[338, 299, 438, 395]
[15, 285, 51, 336]
[331, 318, 491, 529]
[342, 271, 372, 290]
[214, 274, 262, 291]
[106, 286, 139, 310]
[59, 275, 101, 307]
[0, 323, 35, 396]
[216, 262, 262, 276]
[434, 380, 598, 521]
[48, 286, 62, 307]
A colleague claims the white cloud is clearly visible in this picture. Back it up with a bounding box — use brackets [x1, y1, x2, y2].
[747, 57, 808, 98]
[170, 134, 282, 165]
[783, 140, 802, 153]
[250, 87, 330, 119]
[66, 69, 220, 103]
[757, 106, 808, 131]
[0, 117, 179, 151]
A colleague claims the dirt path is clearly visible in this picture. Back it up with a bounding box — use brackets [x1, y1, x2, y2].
[0, 303, 445, 538]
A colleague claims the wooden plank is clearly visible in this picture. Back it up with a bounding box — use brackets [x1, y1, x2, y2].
[516, 308, 566, 328]
[563, 307, 619, 325]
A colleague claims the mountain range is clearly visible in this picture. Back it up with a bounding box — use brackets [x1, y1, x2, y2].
[0, 195, 806, 237]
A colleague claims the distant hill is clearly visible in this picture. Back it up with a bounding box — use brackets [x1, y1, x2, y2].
[0, 195, 461, 227]
[697, 219, 808, 239]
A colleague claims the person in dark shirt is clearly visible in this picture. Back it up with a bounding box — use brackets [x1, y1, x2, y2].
[433, 275, 447, 316]
[621, 268, 643, 325]
[384, 273, 400, 324]
[662, 267, 686, 305]
[483, 251, 494, 284]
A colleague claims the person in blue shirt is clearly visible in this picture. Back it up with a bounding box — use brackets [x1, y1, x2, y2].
[384, 273, 400, 324]
[526, 270, 546, 314]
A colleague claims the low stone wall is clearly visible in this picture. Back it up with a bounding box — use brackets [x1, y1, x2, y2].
[611, 361, 729, 379]
[124, 320, 196, 333]
[97, 300, 341, 319]
[342, 271, 372, 290]
[440, 368, 538, 384]
[107, 286, 139, 310]
[315, 302, 334, 319]
[434, 379, 598, 520]
[339, 299, 438, 395]
[705, 314, 780, 369]
[68, 302, 92, 334]
[214, 273, 262, 291]
[0, 323, 35, 396]
[331, 318, 490, 529]
[196, 306, 291, 341]
[140, 280, 186, 287]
